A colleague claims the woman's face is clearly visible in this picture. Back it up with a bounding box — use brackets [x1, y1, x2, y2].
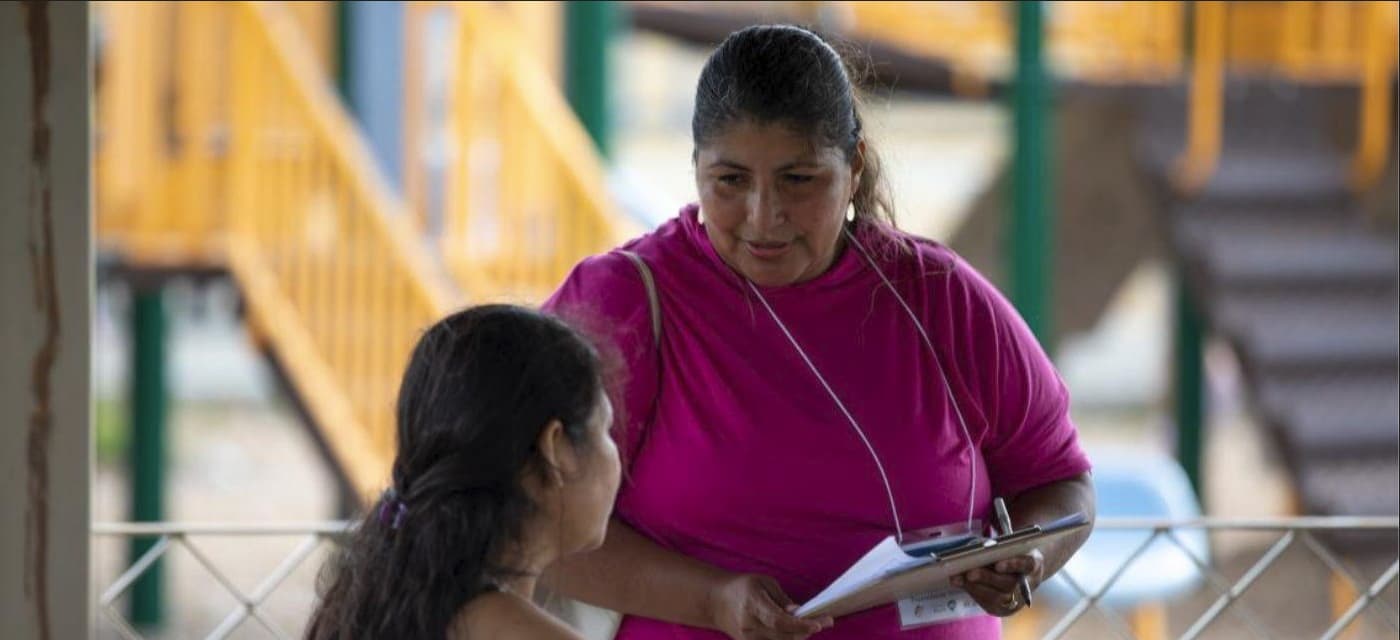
[559, 391, 620, 554]
[695, 119, 863, 287]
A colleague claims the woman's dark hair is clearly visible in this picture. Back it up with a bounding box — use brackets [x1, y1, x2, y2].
[692, 24, 895, 226]
[307, 304, 605, 639]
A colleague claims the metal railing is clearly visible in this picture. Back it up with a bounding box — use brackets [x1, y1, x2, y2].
[224, 0, 459, 495]
[93, 517, 1399, 640]
[402, 1, 640, 305]
[93, 521, 352, 640]
[841, 1, 1186, 85]
[94, 1, 461, 497]
[93, 0, 336, 269]
[93, 0, 641, 500]
[94, 1, 227, 268]
[1040, 517, 1399, 640]
[1176, 1, 1400, 193]
[443, 1, 638, 303]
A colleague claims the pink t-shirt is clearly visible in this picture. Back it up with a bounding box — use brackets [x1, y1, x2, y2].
[544, 205, 1091, 639]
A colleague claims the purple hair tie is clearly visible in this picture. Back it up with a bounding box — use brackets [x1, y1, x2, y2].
[378, 488, 408, 530]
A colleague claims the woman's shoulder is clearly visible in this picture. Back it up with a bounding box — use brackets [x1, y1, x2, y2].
[865, 224, 1013, 312]
[864, 224, 966, 280]
[617, 208, 694, 262]
[449, 591, 586, 640]
[555, 214, 690, 288]
[545, 210, 700, 317]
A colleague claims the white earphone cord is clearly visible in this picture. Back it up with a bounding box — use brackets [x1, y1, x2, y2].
[747, 281, 906, 540]
[842, 228, 978, 532]
[744, 228, 978, 541]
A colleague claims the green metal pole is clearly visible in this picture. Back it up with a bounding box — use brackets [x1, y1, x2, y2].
[129, 287, 167, 627]
[1173, 2, 1205, 502]
[1010, 1, 1053, 349]
[1173, 272, 1206, 500]
[335, 1, 353, 105]
[565, 1, 617, 159]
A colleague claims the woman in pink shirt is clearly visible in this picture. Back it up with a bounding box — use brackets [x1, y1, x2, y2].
[544, 25, 1094, 639]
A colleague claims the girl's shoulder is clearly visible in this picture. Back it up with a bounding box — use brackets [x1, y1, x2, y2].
[449, 591, 586, 640]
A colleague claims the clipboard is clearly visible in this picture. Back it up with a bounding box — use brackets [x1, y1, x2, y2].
[795, 512, 1091, 620]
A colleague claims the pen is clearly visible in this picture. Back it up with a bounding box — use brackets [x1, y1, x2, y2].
[992, 497, 1033, 609]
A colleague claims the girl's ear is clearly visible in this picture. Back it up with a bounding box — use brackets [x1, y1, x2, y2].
[535, 419, 571, 486]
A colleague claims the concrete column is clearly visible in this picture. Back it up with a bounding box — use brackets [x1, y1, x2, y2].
[0, 2, 93, 639]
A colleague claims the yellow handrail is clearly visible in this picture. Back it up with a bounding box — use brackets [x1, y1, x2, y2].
[225, 0, 459, 497]
[1048, 2, 1185, 83]
[94, 0, 336, 267]
[1353, 1, 1400, 188]
[430, 2, 639, 304]
[281, 0, 338, 78]
[1176, 1, 1226, 194]
[1232, 0, 1372, 81]
[831, 2, 1187, 86]
[845, 1, 1012, 83]
[96, 0, 634, 498]
[95, 1, 225, 267]
[1175, 1, 1399, 193]
[96, 1, 460, 498]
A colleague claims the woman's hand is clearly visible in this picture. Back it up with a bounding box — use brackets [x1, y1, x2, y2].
[950, 549, 1044, 617]
[706, 573, 834, 639]
[952, 472, 1095, 617]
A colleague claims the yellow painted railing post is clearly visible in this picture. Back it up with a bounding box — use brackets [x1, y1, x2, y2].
[1279, 1, 1311, 77]
[437, 2, 635, 303]
[226, 2, 253, 245]
[1176, 1, 1226, 194]
[1351, 1, 1397, 189]
[1130, 602, 1169, 640]
[402, 1, 427, 231]
[1002, 606, 1041, 640]
[205, 1, 462, 498]
[1330, 571, 1362, 640]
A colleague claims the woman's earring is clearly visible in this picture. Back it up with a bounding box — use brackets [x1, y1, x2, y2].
[846, 203, 856, 223]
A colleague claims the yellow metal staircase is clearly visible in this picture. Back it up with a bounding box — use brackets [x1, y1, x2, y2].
[95, 1, 634, 499]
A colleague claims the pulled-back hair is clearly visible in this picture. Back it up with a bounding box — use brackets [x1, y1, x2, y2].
[692, 24, 896, 226]
[307, 304, 604, 639]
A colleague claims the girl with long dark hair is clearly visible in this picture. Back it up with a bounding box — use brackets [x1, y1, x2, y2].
[307, 305, 621, 639]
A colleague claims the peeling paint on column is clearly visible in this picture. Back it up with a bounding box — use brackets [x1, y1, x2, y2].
[20, 2, 58, 639]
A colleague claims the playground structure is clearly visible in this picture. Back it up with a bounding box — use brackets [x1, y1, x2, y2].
[96, 1, 637, 498]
